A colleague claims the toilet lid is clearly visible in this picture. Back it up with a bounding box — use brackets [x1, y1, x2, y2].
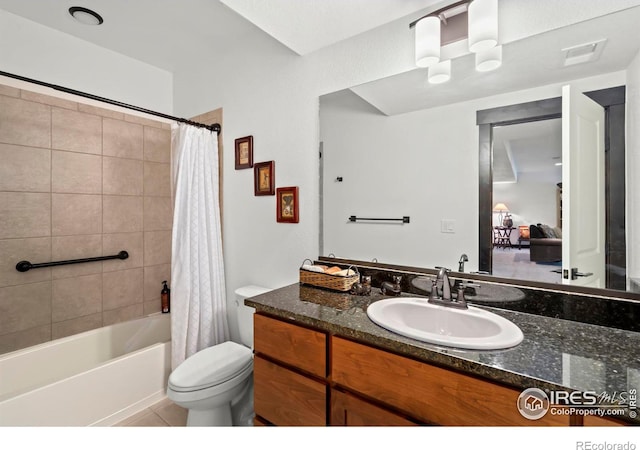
[168, 341, 253, 392]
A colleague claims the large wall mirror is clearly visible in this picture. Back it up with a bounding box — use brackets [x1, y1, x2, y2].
[319, 5, 640, 296]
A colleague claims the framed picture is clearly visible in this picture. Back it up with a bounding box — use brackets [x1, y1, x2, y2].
[254, 161, 275, 196]
[276, 186, 299, 223]
[235, 136, 253, 170]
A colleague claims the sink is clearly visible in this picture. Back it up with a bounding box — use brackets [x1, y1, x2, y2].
[366, 297, 523, 350]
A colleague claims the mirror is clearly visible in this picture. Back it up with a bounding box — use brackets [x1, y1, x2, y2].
[319, 6, 640, 295]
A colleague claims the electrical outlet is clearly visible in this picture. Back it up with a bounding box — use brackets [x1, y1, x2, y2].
[441, 219, 456, 233]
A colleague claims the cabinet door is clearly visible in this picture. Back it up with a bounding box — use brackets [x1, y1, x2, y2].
[254, 356, 326, 426]
[332, 337, 569, 426]
[331, 389, 417, 426]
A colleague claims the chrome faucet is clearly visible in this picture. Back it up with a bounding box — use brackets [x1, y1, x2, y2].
[458, 254, 468, 272]
[428, 267, 468, 309]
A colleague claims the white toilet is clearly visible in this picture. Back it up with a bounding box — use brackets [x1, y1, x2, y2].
[166, 285, 271, 426]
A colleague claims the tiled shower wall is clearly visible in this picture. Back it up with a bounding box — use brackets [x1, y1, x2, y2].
[0, 83, 173, 354]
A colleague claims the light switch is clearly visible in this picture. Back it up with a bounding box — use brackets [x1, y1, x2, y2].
[441, 219, 456, 233]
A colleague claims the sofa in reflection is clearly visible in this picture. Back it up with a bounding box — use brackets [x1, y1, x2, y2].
[529, 224, 562, 263]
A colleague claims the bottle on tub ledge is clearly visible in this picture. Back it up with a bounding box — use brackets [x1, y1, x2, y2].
[161, 280, 171, 313]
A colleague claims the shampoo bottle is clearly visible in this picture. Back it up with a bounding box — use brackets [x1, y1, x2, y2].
[161, 280, 170, 313]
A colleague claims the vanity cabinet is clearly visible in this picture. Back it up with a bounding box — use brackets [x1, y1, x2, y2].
[253, 312, 626, 426]
[253, 314, 328, 425]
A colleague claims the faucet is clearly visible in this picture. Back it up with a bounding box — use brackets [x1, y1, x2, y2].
[458, 254, 468, 272]
[428, 267, 468, 309]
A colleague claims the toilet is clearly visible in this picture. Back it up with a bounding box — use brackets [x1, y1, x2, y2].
[166, 285, 272, 426]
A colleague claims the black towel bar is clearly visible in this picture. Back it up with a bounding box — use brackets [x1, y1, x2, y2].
[16, 251, 129, 272]
[348, 216, 410, 223]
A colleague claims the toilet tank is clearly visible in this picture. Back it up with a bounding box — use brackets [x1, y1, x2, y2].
[234, 285, 272, 348]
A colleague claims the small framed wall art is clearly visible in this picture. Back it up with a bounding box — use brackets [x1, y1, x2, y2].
[254, 161, 275, 196]
[234, 135, 253, 170]
[276, 186, 299, 223]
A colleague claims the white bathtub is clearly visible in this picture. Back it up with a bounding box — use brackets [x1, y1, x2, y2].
[0, 313, 171, 426]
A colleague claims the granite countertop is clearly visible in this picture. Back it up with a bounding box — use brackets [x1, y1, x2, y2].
[246, 283, 640, 424]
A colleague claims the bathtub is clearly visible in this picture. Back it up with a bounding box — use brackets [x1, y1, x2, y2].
[0, 313, 171, 426]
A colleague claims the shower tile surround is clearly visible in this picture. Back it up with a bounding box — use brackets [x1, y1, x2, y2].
[0, 83, 173, 354]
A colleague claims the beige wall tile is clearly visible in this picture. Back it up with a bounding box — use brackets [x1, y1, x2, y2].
[52, 194, 102, 236]
[0, 325, 51, 355]
[103, 118, 143, 159]
[0, 192, 51, 239]
[52, 274, 102, 322]
[143, 127, 171, 163]
[52, 150, 102, 194]
[78, 103, 124, 120]
[0, 143, 50, 192]
[144, 196, 172, 231]
[0, 282, 51, 335]
[0, 84, 20, 97]
[103, 157, 143, 195]
[0, 96, 50, 148]
[103, 232, 143, 271]
[21, 91, 77, 110]
[124, 113, 166, 129]
[0, 237, 51, 288]
[143, 299, 162, 315]
[144, 231, 171, 266]
[103, 303, 142, 326]
[51, 108, 102, 155]
[51, 234, 102, 279]
[143, 263, 171, 301]
[103, 196, 143, 233]
[102, 268, 143, 311]
[144, 162, 171, 197]
[51, 313, 102, 340]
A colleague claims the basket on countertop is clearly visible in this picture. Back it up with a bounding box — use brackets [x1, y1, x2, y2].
[299, 259, 359, 292]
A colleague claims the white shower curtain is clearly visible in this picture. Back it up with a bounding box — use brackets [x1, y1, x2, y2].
[170, 123, 229, 370]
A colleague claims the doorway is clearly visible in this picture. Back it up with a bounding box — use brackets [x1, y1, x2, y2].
[477, 86, 626, 290]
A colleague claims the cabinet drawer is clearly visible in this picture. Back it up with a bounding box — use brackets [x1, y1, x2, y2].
[254, 356, 326, 426]
[332, 337, 569, 426]
[254, 314, 327, 377]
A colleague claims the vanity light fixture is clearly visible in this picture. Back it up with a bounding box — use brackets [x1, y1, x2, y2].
[68, 6, 104, 25]
[411, 0, 501, 81]
[468, 0, 499, 53]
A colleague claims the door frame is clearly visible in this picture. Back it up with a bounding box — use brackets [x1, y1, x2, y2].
[477, 86, 626, 289]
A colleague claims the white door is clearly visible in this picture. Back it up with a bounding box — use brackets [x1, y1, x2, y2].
[561, 85, 605, 287]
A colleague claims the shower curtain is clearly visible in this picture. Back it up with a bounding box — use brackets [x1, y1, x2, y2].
[170, 123, 229, 370]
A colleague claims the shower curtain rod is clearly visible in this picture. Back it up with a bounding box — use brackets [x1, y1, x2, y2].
[0, 70, 221, 133]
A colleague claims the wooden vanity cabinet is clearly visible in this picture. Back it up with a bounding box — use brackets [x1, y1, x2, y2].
[253, 313, 622, 426]
[253, 314, 328, 425]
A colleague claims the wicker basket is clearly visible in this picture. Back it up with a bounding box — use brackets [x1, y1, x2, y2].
[299, 259, 359, 292]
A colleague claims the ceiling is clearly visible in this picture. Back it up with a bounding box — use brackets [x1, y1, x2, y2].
[493, 119, 562, 183]
[0, 0, 442, 71]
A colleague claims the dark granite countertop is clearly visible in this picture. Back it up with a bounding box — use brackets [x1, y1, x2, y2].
[246, 283, 640, 424]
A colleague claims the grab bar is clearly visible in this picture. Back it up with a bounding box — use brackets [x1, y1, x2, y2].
[16, 251, 129, 272]
[349, 215, 410, 223]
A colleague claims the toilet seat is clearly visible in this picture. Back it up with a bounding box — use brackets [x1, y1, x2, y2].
[168, 341, 253, 392]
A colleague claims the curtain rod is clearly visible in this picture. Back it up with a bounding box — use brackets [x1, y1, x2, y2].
[0, 70, 221, 133]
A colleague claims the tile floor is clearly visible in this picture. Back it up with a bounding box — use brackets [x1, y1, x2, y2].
[114, 397, 187, 426]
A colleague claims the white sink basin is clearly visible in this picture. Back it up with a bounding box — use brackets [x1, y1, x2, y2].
[366, 297, 523, 350]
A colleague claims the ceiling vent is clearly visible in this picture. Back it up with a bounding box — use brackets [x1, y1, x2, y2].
[562, 39, 606, 66]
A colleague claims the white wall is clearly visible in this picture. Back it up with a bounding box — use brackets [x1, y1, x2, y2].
[0, 10, 173, 113]
[627, 49, 640, 285]
[320, 73, 621, 271]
